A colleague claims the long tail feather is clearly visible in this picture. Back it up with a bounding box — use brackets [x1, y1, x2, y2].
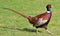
[3, 8, 30, 19]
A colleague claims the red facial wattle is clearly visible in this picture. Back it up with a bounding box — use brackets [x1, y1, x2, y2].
[47, 4, 51, 8]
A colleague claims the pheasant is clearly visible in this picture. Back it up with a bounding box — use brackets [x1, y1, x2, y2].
[3, 4, 53, 34]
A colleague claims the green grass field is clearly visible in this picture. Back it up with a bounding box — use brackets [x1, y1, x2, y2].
[0, 0, 60, 36]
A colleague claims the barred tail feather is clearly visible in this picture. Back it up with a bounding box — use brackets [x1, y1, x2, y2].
[3, 8, 30, 19]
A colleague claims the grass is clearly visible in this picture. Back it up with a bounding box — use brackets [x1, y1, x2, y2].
[0, 0, 60, 36]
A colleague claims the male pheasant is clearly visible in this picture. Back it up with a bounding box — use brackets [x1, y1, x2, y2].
[3, 4, 53, 34]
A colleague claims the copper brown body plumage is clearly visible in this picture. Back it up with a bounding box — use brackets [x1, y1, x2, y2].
[3, 4, 53, 34]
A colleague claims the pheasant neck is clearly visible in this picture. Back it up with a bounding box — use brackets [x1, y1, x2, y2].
[47, 11, 51, 13]
[47, 8, 51, 13]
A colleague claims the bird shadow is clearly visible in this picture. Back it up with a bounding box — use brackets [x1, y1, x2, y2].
[0, 26, 42, 33]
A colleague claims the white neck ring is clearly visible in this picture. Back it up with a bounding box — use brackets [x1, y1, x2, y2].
[47, 11, 51, 13]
